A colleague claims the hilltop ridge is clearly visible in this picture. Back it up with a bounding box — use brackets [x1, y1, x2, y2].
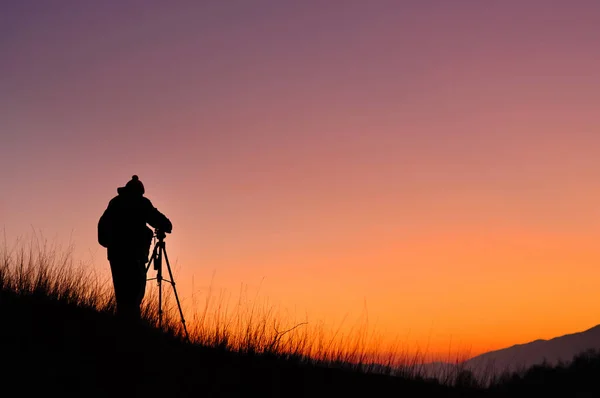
[0, 288, 464, 397]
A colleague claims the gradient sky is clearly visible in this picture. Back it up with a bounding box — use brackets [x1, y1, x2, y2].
[2, 0, 600, 358]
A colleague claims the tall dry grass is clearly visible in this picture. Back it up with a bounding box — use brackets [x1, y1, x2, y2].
[0, 234, 486, 387]
[0, 233, 113, 310]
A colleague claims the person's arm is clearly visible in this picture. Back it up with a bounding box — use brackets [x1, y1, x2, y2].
[144, 198, 172, 233]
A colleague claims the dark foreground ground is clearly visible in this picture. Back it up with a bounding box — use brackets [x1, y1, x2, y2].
[2, 289, 600, 397]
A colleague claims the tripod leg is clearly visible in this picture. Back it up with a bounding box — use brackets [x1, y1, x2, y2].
[162, 247, 189, 341]
[157, 244, 163, 329]
[146, 242, 159, 273]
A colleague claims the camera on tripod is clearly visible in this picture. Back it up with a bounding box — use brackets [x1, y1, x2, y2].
[155, 228, 170, 241]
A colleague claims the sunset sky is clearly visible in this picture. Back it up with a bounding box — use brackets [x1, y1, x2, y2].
[2, 1, 600, 359]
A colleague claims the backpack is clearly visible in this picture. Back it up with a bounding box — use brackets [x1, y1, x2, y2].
[97, 210, 112, 248]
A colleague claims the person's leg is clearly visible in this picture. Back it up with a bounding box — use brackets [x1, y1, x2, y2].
[110, 256, 145, 321]
[109, 257, 128, 316]
[132, 259, 147, 320]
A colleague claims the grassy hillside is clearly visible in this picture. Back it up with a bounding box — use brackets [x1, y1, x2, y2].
[1, 238, 599, 397]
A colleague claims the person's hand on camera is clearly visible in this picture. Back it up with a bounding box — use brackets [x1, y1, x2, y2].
[157, 226, 172, 235]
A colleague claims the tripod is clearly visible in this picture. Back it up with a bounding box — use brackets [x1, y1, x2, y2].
[146, 229, 189, 341]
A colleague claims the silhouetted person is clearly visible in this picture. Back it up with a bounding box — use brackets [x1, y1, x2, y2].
[98, 175, 172, 321]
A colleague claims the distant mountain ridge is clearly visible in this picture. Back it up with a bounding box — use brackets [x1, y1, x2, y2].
[464, 324, 600, 375]
[418, 324, 600, 379]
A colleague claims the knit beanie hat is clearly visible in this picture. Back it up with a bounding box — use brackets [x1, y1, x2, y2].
[123, 175, 145, 195]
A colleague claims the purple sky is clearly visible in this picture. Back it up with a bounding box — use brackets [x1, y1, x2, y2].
[2, 1, 600, 356]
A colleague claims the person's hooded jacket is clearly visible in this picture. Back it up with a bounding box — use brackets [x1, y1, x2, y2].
[98, 175, 172, 262]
